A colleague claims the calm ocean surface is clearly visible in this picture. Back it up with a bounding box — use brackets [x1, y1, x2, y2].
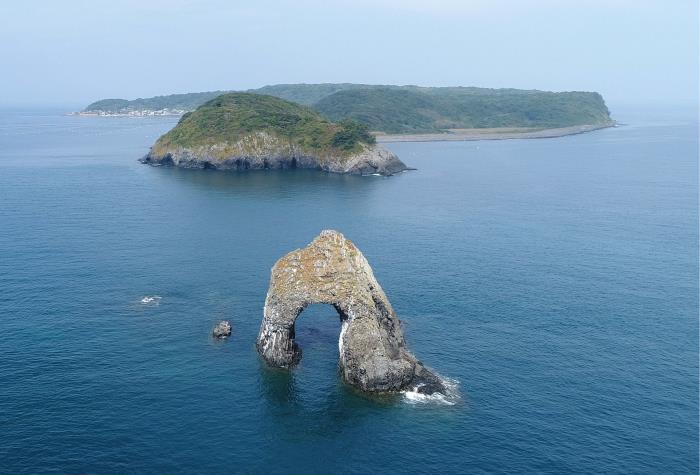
[0, 106, 697, 473]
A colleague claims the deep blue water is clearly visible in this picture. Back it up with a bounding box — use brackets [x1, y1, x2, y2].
[0, 107, 697, 473]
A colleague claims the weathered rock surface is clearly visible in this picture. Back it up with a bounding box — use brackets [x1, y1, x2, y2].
[212, 320, 232, 339]
[256, 230, 445, 394]
[140, 132, 409, 176]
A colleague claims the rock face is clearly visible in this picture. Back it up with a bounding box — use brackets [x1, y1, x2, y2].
[256, 230, 445, 394]
[212, 320, 232, 339]
[140, 133, 408, 176]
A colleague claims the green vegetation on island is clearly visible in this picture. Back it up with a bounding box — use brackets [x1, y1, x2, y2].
[84, 83, 613, 134]
[314, 87, 612, 133]
[152, 93, 375, 156]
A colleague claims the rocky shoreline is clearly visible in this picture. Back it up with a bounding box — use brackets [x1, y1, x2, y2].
[140, 137, 410, 176]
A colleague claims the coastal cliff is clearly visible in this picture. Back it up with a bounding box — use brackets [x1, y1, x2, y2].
[140, 93, 409, 176]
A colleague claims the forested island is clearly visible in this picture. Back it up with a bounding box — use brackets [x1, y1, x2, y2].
[82, 83, 614, 137]
[140, 93, 409, 175]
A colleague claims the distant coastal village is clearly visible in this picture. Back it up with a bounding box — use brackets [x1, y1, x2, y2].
[72, 108, 186, 117]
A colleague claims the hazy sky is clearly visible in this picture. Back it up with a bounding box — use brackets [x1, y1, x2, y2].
[1, 0, 697, 108]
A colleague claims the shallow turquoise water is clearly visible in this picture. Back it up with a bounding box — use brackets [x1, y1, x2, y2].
[0, 107, 697, 473]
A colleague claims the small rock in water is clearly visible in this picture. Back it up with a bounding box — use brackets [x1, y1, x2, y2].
[212, 320, 232, 339]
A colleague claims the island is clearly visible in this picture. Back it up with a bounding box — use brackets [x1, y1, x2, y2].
[257, 230, 448, 396]
[82, 83, 615, 140]
[140, 93, 410, 176]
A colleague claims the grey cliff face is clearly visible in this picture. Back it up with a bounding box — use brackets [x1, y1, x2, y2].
[256, 230, 445, 394]
[140, 132, 410, 176]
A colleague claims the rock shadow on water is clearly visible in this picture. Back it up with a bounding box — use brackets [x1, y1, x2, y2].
[151, 166, 393, 200]
[257, 362, 394, 440]
[259, 363, 299, 406]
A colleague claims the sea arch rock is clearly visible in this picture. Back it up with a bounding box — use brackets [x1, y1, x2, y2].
[256, 230, 445, 394]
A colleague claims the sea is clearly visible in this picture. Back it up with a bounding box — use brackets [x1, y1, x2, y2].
[0, 105, 697, 474]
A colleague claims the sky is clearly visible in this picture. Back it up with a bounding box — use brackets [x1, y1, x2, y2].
[0, 0, 697, 109]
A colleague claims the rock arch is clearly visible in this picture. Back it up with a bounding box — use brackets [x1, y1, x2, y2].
[256, 230, 444, 394]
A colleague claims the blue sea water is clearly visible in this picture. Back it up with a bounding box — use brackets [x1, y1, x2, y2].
[0, 106, 697, 474]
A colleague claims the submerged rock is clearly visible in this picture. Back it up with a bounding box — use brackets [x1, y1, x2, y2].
[256, 230, 446, 394]
[212, 320, 232, 339]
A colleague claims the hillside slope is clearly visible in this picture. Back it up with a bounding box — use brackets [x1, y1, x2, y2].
[314, 87, 612, 133]
[84, 83, 613, 134]
[141, 93, 408, 176]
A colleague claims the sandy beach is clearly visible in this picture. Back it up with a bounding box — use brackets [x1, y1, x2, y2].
[375, 123, 615, 143]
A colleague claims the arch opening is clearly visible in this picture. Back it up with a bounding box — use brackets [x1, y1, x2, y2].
[292, 303, 347, 370]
